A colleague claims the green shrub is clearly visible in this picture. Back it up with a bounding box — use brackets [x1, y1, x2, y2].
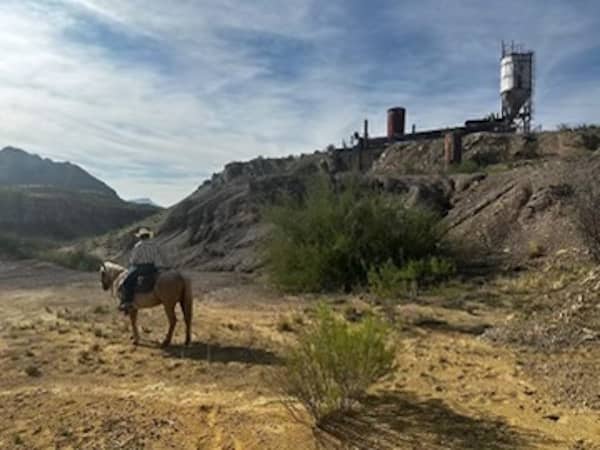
[0, 233, 49, 259]
[282, 304, 394, 422]
[264, 177, 448, 292]
[0, 232, 101, 272]
[368, 257, 457, 299]
[527, 241, 544, 259]
[40, 249, 102, 272]
[448, 159, 480, 174]
[367, 260, 412, 299]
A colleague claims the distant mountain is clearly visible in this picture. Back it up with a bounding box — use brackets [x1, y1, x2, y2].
[0, 146, 116, 196]
[128, 197, 161, 208]
[0, 146, 160, 240]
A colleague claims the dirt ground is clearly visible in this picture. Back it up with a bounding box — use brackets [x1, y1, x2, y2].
[1, 259, 600, 449]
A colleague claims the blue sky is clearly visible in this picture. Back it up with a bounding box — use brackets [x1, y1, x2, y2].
[1, 0, 600, 206]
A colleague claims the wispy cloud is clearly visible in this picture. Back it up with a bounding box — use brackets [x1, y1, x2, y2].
[1, 0, 599, 205]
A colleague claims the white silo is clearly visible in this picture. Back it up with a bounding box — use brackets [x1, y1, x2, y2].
[500, 42, 534, 132]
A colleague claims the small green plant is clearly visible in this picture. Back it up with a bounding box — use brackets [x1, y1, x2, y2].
[368, 260, 412, 299]
[25, 365, 42, 377]
[92, 305, 110, 315]
[527, 241, 544, 259]
[277, 316, 295, 333]
[368, 257, 457, 299]
[281, 304, 394, 423]
[13, 434, 24, 446]
[448, 159, 480, 174]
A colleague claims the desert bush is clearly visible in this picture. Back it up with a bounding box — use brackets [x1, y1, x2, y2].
[0, 233, 100, 271]
[368, 257, 457, 299]
[40, 249, 102, 272]
[282, 304, 394, 423]
[448, 159, 480, 174]
[0, 233, 50, 259]
[556, 123, 600, 150]
[264, 177, 449, 292]
[557, 123, 600, 132]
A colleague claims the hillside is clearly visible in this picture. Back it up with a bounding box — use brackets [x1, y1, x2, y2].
[87, 128, 600, 271]
[0, 146, 116, 196]
[0, 147, 160, 241]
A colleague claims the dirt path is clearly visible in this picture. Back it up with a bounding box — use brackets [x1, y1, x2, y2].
[0, 260, 599, 449]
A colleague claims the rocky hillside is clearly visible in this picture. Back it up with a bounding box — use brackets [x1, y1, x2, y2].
[89, 127, 600, 271]
[0, 147, 160, 240]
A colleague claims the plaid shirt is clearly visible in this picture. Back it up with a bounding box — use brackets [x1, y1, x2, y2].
[129, 239, 168, 267]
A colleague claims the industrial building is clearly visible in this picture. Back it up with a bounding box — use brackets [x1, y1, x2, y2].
[344, 42, 535, 168]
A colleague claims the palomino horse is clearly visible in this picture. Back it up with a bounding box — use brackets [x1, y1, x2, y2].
[99, 261, 193, 347]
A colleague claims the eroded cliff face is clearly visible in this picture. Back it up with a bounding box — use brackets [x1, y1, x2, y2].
[90, 129, 600, 271]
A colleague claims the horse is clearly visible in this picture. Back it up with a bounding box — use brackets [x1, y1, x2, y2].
[99, 261, 193, 347]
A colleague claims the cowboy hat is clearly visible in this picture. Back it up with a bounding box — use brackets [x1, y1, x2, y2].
[134, 227, 154, 239]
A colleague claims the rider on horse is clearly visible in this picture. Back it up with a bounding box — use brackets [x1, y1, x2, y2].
[119, 227, 168, 313]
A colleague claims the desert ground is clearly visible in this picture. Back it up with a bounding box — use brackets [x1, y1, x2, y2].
[1, 258, 600, 449]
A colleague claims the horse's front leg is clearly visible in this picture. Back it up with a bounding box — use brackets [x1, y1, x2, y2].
[161, 303, 177, 348]
[129, 309, 140, 345]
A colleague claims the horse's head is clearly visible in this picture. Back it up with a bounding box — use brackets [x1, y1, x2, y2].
[99, 261, 125, 291]
[99, 263, 110, 291]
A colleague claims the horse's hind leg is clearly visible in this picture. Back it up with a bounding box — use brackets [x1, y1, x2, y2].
[161, 302, 177, 348]
[129, 309, 140, 345]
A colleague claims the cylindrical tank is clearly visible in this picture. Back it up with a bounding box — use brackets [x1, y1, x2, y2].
[387, 107, 406, 139]
[500, 53, 532, 93]
[500, 52, 533, 120]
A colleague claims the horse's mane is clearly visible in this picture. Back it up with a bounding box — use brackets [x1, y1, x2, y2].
[102, 261, 126, 278]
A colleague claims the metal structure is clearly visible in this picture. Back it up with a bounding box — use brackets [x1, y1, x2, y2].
[444, 131, 463, 165]
[387, 107, 406, 139]
[500, 41, 534, 133]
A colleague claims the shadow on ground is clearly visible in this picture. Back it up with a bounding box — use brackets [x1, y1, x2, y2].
[411, 317, 492, 336]
[315, 390, 556, 450]
[162, 341, 281, 365]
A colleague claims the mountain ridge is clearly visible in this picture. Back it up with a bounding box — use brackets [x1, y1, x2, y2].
[0, 146, 159, 241]
[0, 146, 116, 197]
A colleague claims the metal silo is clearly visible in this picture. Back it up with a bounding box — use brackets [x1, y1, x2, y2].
[387, 107, 406, 139]
[500, 42, 534, 132]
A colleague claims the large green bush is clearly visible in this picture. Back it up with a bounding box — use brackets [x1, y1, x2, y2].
[282, 304, 394, 422]
[264, 177, 451, 292]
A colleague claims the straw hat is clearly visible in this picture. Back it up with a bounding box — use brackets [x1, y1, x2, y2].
[134, 227, 154, 239]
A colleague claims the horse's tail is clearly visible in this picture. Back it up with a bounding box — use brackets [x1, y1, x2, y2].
[180, 275, 193, 346]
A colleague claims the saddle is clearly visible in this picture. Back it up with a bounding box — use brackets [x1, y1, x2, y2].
[135, 270, 159, 294]
[117, 269, 159, 301]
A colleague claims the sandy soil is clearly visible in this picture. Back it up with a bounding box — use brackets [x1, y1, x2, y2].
[1, 259, 599, 449]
